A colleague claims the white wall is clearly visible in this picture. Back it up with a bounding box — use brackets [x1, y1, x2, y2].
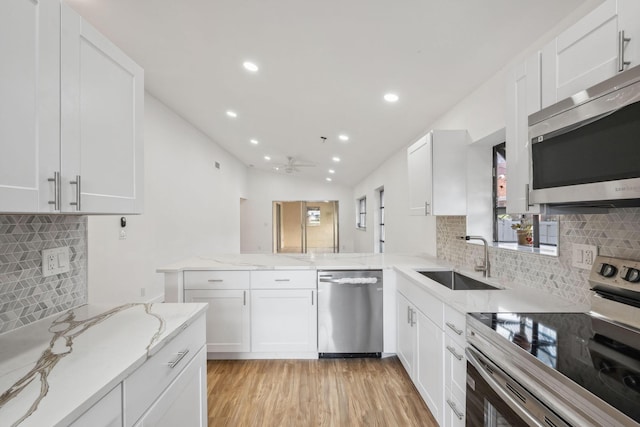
[240, 169, 355, 253]
[88, 93, 248, 303]
[353, 148, 436, 254]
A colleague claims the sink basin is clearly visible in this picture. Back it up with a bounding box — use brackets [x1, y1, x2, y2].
[416, 270, 500, 291]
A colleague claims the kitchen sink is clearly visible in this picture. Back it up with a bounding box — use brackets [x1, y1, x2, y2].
[416, 270, 500, 291]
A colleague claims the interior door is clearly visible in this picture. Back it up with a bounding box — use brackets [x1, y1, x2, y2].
[274, 201, 338, 254]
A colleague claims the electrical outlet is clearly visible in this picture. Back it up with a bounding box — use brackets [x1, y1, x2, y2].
[42, 247, 70, 277]
[572, 244, 598, 270]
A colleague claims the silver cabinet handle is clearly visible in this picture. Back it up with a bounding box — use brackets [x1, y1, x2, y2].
[447, 399, 464, 420]
[445, 322, 463, 335]
[619, 30, 631, 72]
[447, 345, 463, 361]
[311, 290, 314, 305]
[167, 349, 189, 368]
[208, 279, 223, 282]
[407, 306, 411, 324]
[243, 290, 246, 306]
[69, 175, 81, 211]
[525, 183, 531, 210]
[275, 279, 291, 282]
[424, 201, 430, 215]
[410, 308, 416, 327]
[48, 171, 60, 210]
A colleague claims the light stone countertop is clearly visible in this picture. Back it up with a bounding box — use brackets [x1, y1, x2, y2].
[157, 252, 589, 313]
[0, 302, 207, 427]
[394, 266, 589, 314]
[156, 253, 446, 272]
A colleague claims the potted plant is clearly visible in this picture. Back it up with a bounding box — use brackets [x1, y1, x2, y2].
[511, 218, 533, 245]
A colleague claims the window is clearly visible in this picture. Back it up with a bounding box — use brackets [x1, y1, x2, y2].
[356, 197, 366, 229]
[493, 142, 507, 243]
[492, 142, 559, 249]
[379, 189, 385, 253]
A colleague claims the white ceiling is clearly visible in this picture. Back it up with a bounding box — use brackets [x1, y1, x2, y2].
[66, 0, 595, 186]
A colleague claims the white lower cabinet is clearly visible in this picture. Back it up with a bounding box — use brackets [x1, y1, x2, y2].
[251, 289, 317, 353]
[396, 293, 415, 374]
[124, 313, 206, 426]
[184, 271, 251, 353]
[396, 273, 469, 427]
[70, 384, 122, 427]
[396, 283, 445, 425]
[444, 335, 467, 426]
[185, 289, 250, 353]
[134, 347, 207, 427]
[250, 270, 317, 355]
[415, 310, 444, 423]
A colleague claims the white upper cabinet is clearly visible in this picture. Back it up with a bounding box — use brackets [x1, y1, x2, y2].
[61, 4, 144, 214]
[407, 130, 469, 216]
[0, 0, 60, 212]
[541, 0, 640, 107]
[505, 53, 542, 214]
[0, 2, 143, 214]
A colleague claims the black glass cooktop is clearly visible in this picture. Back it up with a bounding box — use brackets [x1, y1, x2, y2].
[468, 312, 640, 423]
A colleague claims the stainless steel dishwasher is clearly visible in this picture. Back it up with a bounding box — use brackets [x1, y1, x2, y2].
[317, 270, 383, 358]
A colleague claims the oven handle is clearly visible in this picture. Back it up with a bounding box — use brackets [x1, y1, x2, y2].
[465, 347, 566, 427]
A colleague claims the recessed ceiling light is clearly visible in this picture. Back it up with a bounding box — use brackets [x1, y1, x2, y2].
[226, 110, 238, 118]
[332, 157, 341, 162]
[264, 155, 271, 161]
[243, 61, 259, 72]
[338, 134, 349, 142]
[326, 177, 332, 182]
[250, 139, 259, 145]
[328, 169, 335, 174]
[384, 93, 399, 103]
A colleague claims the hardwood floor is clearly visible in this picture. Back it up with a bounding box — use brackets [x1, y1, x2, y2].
[207, 357, 438, 427]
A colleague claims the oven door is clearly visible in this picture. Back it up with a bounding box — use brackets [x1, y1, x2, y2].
[465, 347, 571, 427]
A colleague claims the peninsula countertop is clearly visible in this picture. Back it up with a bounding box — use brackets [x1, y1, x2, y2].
[157, 253, 445, 272]
[0, 302, 206, 427]
[158, 253, 589, 313]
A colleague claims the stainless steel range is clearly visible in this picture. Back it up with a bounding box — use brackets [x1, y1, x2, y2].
[466, 256, 640, 426]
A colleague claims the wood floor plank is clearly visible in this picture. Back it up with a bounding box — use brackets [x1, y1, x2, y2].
[207, 357, 438, 427]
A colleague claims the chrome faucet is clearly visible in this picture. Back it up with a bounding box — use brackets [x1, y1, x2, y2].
[460, 235, 490, 278]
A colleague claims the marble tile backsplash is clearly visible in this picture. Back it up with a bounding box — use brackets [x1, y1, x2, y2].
[0, 215, 87, 333]
[436, 208, 640, 306]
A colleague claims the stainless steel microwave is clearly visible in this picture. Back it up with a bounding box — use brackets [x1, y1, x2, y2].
[528, 65, 640, 207]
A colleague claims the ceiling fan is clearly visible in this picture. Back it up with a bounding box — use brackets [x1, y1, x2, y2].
[275, 156, 316, 173]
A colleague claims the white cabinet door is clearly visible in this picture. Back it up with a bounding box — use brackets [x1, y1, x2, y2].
[407, 130, 468, 216]
[185, 289, 250, 353]
[541, 0, 640, 107]
[135, 347, 207, 427]
[415, 309, 444, 426]
[70, 384, 122, 427]
[251, 289, 317, 353]
[0, 0, 60, 212]
[506, 53, 541, 215]
[396, 292, 415, 375]
[407, 134, 432, 216]
[61, 4, 144, 214]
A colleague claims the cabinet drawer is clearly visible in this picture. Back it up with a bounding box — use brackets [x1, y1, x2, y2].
[444, 389, 466, 427]
[124, 313, 205, 426]
[397, 275, 444, 327]
[70, 383, 122, 427]
[184, 270, 250, 290]
[251, 270, 316, 289]
[444, 335, 466, 395]
[444, 304, 466, 344]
